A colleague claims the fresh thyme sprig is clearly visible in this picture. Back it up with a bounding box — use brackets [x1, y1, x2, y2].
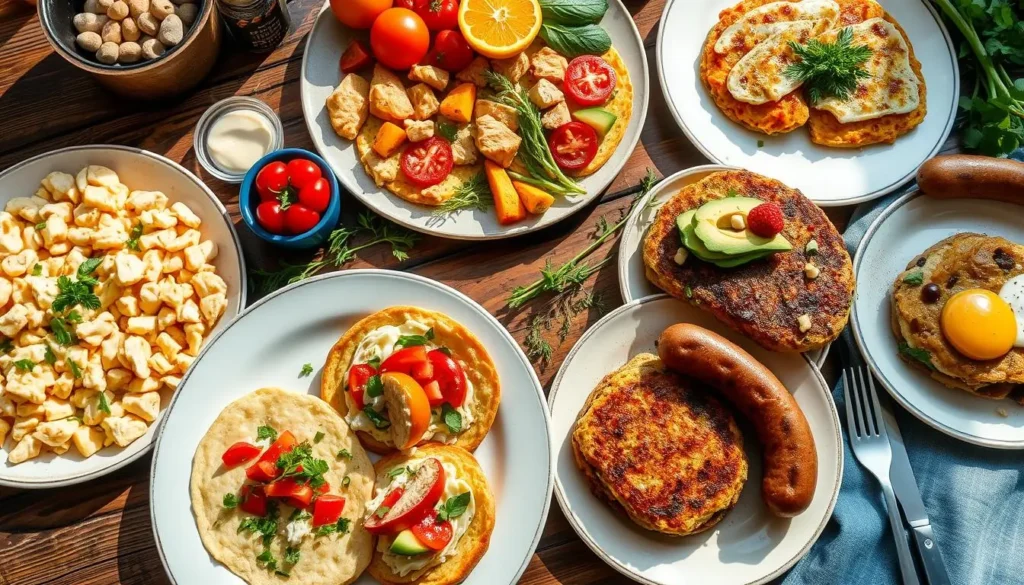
[250, 211, 420, 294]
[431, 172, 493, 217]
[785, 27, 872, 103]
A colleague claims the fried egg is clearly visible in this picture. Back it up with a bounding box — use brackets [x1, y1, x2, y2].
[999, 275, 1024, 348]
[940, 289, 1017, 361]
[813, 18, 920, 123]
[714, 0, 841, 54]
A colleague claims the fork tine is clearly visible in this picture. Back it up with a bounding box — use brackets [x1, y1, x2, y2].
[856, 367, 877, 436]
[848, 368, 867, 438]
[865, 367, 888, 440]
[842, 369, 859, 439]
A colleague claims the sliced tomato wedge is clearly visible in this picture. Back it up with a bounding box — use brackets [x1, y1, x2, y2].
[427, 349, 467, 407]
[222, 441, 261, 468]
[411, 514, 453, 551]
[409, 360, 434, 385]
[348, 363, 377, 409]
[312, 495, 347, 527]
[400, 137, 454, 188]
[380, 346, 429, 375]
[240, 484, 269, 516]
[564, 55, 617, 107]
[245, 460, 280, 483]
[266, 478, 314, 508]
[340, 40, 373, 73]
[364, 459, 445, 534]
[257, 431, 297, 465]
[317, 482, 331, 494]
[548, 122, 599, 171]
[422, 380, 443, 405]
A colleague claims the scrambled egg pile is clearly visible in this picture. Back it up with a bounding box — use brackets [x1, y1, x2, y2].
[0, 165, 228, 464]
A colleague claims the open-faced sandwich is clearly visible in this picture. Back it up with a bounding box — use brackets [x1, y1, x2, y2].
[190, 387, 375, 585]
[893, 234, 1024, 404]
[642, 169, 854, 353]
[700, 0, 927, 147]
[363, 443, 495, 585]
[321, 306, 500, 454]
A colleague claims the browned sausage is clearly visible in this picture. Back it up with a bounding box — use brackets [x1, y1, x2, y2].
[658, 323, 817, 517]
[917, 155, 1024, 205]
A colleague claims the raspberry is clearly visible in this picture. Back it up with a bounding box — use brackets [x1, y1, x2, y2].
[747, 203, 785, 237]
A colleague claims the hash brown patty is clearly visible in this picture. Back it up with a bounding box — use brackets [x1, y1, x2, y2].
[572, 354, 747, 536]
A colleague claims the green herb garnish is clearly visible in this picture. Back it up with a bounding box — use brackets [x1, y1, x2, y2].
[31, 263, 42, 276]
[52, 265, 101, 313]
[238, 502, 279, 546]
[276, 442, 330, 488]
[97, 391, 111, 415]
[342, 476, 351, 487]
[299, 363, 314, 378]
[539, 23, 612, 58]
[436, 120, 459, 142]
[437, 492, 471, 522]
[0, 337, 13, 353]
[49, 316, 77, 347]
[13, 359, 35, 373]
[126, 223, 144, 251]
[903, 271, 924, 286]
[35, 221, 47, 231]
[257, 425, 278, 442]
[899, 341, 936, 371]
[284, 547, 300, 566]
[394, 328, 435, 349]
[374, 506, 391, 519]
[223, 493, 240, 508]
[441, 402, 462, 434]
[336, 449, 352, 460]
[432, 172, 493, 218]
[313, 431, 325, 444]
[387, 467, 406, 479]
[68, 359, 82, 380]
[362, 406, 390, 429]
[366, 356, 381, 370]
[315, 517, 351, 537]
[43, 345, 57, 366]
[538, 0, 607, 25]
[786, 27, 872, 103]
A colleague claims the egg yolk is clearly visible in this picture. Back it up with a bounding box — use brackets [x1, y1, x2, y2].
[940, 289, 1017, 361]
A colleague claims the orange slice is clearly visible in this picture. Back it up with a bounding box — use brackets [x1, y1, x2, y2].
[458, 0, 542, 59]
[382, 372, 432, 450]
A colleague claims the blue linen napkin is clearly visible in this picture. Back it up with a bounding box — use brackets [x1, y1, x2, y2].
[779, 155, 1024, 585]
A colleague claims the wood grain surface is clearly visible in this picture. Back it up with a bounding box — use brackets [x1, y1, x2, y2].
[0, 0, 962, 583]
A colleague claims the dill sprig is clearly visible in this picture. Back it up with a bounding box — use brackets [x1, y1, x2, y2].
[251, 211, 419, 294]
[431, 172, 493, 217]
[786, 27, 872, 103]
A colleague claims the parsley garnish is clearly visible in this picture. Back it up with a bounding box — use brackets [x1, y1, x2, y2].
[256, 425, 278, 442]
[386, 467, 406, 479]
[336, 449, 352, 460]
[299, 363, 314, 377]
[66, 310, 83, 324]
[50, 316, 77, 346]
[276, 442, 330, 488]
[97, 391, 111, 415]
[313, 431, 325, 444]
[315, 517, 351, 537]
[436, 119, 459, 142]
[441, 402, 462, 434]
[126, 223, 144, 251]
[899, 341, 936, 371]
[437, 492, 471, 522]
[288, 509, 312, 522]
[31, 263, 42, 276]
[52, 259, 102, 314]
[68, 359, 82, 380]
[757, 140, 765, 148]
[365, 374, 384, 398]
[284, 547, 300, 566]
[342, 476, 351, 487]
[255, 549, 278, 571]
[238, 502, 279, 546]
[362, 406, 390, 429]
[394, 328, 435, 349]
[785, 27, 872, 103]
[35, 221, 47, 231]
[43, 345, 57, 366]
[903, 271, 924, 286]
[0, 337, 13, 353]
[13, 359, 35, 373]
[367, 356, 382, 370]
[223, 493, 240, 508]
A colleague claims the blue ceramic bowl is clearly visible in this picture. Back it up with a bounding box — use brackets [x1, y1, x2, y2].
[239, 148, 341, 250]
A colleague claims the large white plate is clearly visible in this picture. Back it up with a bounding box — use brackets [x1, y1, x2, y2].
[151, 270, 553, 584]
[300, 0, 649, 240]
[617, 165, 829, 367]
[550, 295, 842, 585]
[852, 191, 1024, 448]
[657, 0, 958, 206]
[0, 145, 246, 488]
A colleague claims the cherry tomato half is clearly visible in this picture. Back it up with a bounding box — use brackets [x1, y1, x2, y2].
[548, 121, 599, 170]
[259, 431, 297, 465]
[426, 30, 475, 72]
[266, 478, 314, 507]
[380, 346, 429, 374]
[564, 55, 617, 107]
[400, 136, 453, 187]
[255, 161, 288, 201]
[329, 0, 393, 29]
[245, 460, 280, 482]
[240, 485, 269, 516]
[426, 349, 467, 407]
[298, 177, 331, 213]
[256, 201, 287, 234]
[312, 495, 347, 527]
[284, 203, 321, 234]
[286, 159, 322, 190]
[340, 39, 374, 73]
[411, 514, 453, 551]
[370, 8, 430, 70]
[415, 0, 457, 31]
[222, 441, 262, 468]
[348, 363, 377, 409]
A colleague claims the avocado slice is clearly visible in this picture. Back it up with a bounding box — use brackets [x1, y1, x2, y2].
[676, 210, 732, 261]
[692, 197, 792, 255]
[708, 250, 775, 268]
[573, 108, 618, 137]
[390, 529, 431, 556]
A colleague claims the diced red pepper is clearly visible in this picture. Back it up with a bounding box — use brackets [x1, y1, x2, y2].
[240, 484, 268, 516]
[245, 460, 280, 483]
[410, 360, 434, 384]
[380, 346, 428, 375]
[266, 478, 314, 508]
[423, 380, 443, 405]
[340, 40, 373, 73]
[222, 441, 261, 468]
[312, 495, 346, 527]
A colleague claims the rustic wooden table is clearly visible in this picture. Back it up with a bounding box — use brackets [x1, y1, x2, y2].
[0, 0, 963, 582]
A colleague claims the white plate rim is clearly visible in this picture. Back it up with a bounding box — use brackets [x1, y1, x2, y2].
[615, 164, 831, 367]
[299, 0, 650, 241]
[850, 189, 1024, 449]
[0, 144, 249, 489]
[548, 293, 844, 585]
[148, 268, 554, 585]
[655, 0, 960, 207]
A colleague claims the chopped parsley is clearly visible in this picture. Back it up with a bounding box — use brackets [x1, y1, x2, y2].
[342, 476, 351, 487]
[365, 375, 384, 398]
[441, 402, 462, 434]
[437, 492, 471, 522]
[284, 547, 301, 566]
[394, 328, 435, 349]
[43, 345, 57, 367]
[50, 316, 78, 347]
[31, 263, 42, 276]
[313, 431, 325, 444]
[0, 337, 12, 353]
[366, 356, 382, 370]
[898, 342, 936, 371]
[223, 493, 240, 508]
[66, 310, 83, 324]
[255, 549, 278, 572]
[299, 363, 314, 378]
[362, 406, 390, 429]
[276, 442, 329, 488]
[757, 140, 765, 148]
[68, 359, 83, 380]
[903, 271, 924, 286]
[126, 222, 144, 251]
[35, 221, 46, 231]
[13, 359, 36, 373]
[336, 449, 352, 460]
[97, 391, 111, 415]
[256, 425, 278, 442]
[315, 517, 351, 537]
[52, 262, 102, 313]
[386, 466, 407, 479]
[288, 509, 312, 523]
[436, 120, 459, 142]
[684, 285, 693, 299]
[238, 502, 279, 546]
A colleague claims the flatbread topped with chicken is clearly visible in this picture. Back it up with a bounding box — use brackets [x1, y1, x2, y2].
[321, 306, 500, 454]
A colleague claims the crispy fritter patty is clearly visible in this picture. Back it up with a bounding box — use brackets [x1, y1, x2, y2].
[892, 234, 1024, 402]
[572, 354, 747, 536]
[642, 170, 854, 352]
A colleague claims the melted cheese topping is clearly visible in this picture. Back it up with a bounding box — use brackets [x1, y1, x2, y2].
[727, 20, 821, 105]
[714, 0, 840, 54]
[813, 18, 920, 123]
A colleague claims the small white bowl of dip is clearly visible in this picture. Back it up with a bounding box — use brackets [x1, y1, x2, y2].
[193, 96, 284, 183]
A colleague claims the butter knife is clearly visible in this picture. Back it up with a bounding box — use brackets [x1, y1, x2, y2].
[880, 393, 952, 585]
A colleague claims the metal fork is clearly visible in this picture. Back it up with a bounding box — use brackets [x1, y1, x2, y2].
[843, 366, 920, 585]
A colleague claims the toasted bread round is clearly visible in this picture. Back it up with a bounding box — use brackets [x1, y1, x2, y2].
[367, 443, 495, 585]
[321, 306, 500, 454]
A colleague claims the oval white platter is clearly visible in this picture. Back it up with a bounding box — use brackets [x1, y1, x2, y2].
[0, 145, 247, 488]
[617, 165, 829, 367]
[150, 270, 553, 584]
[549, 295, 843, 585]
[657, 0, 959, 206]
[299, 0, 649, 240]
[852, 191, 1024, 448]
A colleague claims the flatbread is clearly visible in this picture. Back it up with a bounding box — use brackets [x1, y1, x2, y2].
[190, 387, 374, 585]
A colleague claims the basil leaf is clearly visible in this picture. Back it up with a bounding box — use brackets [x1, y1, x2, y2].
[365, 375, 384, 398]
[441, 402, 462, 434]
[902, 271, 924, 286]
[539, 0, 607, 25]
[362, 406, 390, 429]
[437, 492, 471, 521]
[539, 23, 612, 58]
[394, 328, 435, 349]
[898, 342, 936, 371]
[386, 466, 406, 479]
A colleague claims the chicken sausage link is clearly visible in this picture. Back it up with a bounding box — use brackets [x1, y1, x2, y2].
[917, 155, 1024, 204]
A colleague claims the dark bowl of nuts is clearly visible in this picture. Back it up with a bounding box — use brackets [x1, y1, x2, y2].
[38, 0, 221, 98]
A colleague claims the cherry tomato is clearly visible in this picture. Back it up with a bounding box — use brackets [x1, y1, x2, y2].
[255, 161, 288, 201]
[297, 177, 331, 213]
[394, 0, 418, 7]
[266, 478, 314, 507]
[564, 55, 617, 107]
[425, 30, 475, 72]
[245, 460, 280, 482]
[256, 201, 286, 234]
[340, 39, 374, 73]
[284, 203, 321, 234]
[409, 360, 434, 384]
[370, 8, 430, 70]
[415, 0, 457, 31]
[348, 363, 377, 409]
[548, 121, 599, 170]
[426, 349, 467, 407]
[400, 136, 453, 187]
[364, 459, 445, 534]
[258, 431, 297, 465]
[329, 0, 393, 29]
[312, 495, 347, 527]
[221, 441, 262, 468]
[286, 159, 322, 190]
[380, 346, 428, 374]
[422, 380, 443, 405]
[240, 485, 269, 516]
[411, 514, 453, 551]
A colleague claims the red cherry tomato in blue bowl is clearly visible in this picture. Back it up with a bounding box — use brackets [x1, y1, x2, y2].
[240, 148, 341, 250]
